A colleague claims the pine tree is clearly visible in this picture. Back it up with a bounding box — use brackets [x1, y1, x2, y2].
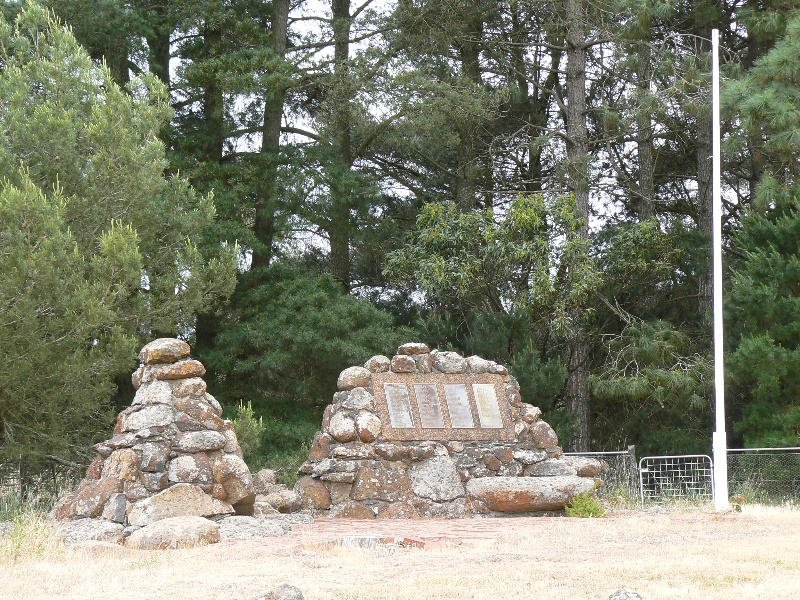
[726, 15, 800, 446]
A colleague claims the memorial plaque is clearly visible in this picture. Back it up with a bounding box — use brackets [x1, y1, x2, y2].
[384, 383, 414, 428]
[444, 384, 474, 428]
[473, 383, 503, 428]
[373, 373, 513, 441]
[415, 384, 445, 428]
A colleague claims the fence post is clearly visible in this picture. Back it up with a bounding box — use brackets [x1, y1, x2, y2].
[627, 445, 638, 496]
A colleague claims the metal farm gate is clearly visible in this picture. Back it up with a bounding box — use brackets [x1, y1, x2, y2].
[638, 454, 714, 507]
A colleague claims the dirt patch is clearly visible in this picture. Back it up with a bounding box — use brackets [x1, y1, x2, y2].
[2, 506, 799, 599]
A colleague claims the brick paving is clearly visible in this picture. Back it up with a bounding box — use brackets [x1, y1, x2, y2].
[221, 516, 562, 551]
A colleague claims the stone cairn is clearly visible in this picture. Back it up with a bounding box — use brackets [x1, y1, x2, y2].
[52, 338, 263, 543]
[295, 342, 603, 518]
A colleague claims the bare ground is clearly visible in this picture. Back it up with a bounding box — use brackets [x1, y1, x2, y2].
[2, 506, 799, 600]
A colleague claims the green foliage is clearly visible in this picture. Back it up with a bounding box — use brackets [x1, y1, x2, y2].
[0, 4, 235, 465]
[0, 173, 137, 464]
[204, 261, 411, 410]
[229, 400, 318, 486]
[386, 195, 598, 444]
[386, 195, 599, 335]
[589, 319, 712, 455]
[230, 401, 266, 469]
[726, 15, 800, 448]
[565, 490, 606, 517]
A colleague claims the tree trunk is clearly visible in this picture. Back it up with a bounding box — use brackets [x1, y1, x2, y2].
[251, 0, 289, 269]
[637, 42, 655, 221]
[194, 16, 226, 356]
[146, 8, 171, 88]
[563, 0, 591, 452]
[695, 33, 713, 325]
[455, 15, 484, 211]
[329, 0, 353, 290]
[696, 108, 713, 324]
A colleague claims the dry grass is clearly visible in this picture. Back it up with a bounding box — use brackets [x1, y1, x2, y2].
[2, 506, 800, 599]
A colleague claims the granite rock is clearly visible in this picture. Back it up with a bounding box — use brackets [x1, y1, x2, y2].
[431, 351, 466, 374]
[138, 339, 191, 365]
[126, 516, 219, 549]
[217, 515, 288, 540]
[127, 483, 234, 526]
[465, 476, 595, 512]
[59, 519, 125, 545]
[337, 366, 372, 391]
[409, 455, 465, 502]
[364, 355, 391, 373]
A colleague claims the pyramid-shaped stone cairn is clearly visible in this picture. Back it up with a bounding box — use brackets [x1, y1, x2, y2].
[53, 339, 255, 528]
[296, 343, 603, 518]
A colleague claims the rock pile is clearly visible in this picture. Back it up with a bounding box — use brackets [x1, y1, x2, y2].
[296, 343, 602, 518]
[52, 338, 260, 543]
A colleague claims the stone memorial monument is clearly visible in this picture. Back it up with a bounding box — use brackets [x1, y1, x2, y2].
[297, 343, 603, 518]
[51, 338, 260, 543]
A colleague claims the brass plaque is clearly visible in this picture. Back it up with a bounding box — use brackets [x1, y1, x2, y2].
[474, 383, 503, 428]
[372, 372, 513, 441]
[444, 384, 474, 428]
[384, 383, 414, 428]
[415, 383, 445, 428]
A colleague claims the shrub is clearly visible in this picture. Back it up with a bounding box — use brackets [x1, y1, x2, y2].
[565, 491, 606, 518]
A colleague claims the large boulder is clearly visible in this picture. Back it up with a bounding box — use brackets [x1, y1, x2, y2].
[126, 516, 220, 550]
[138, 338, 191, 365]
[217, 516, 288, 540]
[409, 455, 465, 502]
[465, 476, 595, 512]
[127, 483, 234, 526]
[58, 519, 125, 545]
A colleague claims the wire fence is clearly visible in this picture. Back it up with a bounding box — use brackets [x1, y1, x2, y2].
[564, 447, 639, 499]
[0, 459, 85, 517]
[727, 447, 800, 505]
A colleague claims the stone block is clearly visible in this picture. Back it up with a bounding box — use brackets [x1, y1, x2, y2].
[390, 355, 416, 373]
[328, 412, 357, 443]
[70, 477, 124, 518]
[132, 380, 174, 406]
[431, 351, 466, 374]
[213, 454, 255, 506]
[135, 442, 169, 472]
[330, 501, 375, 519]
[337, 366, 372, 391]
[397, 342, 430, 355]
[351, 466, 411, 502]
[102, 493, 127, 523]
[294, 476, 331, 509]
[409, 455, 465, 502]
[138, 339, 191, 365]
[150, 359, 206, 381]
[126, 516, 219, 549]
[465, 476, 594, 512]
[355, 412, 382, 443]
[341, 388, 375, 411]
[529, 420, 559, 448]
[58, 519, 124, 545]
[168, 453, 213, 484]
[127, 483, 233, 526]
[364, 355, 391, 373]
[173, 431, 227, 453]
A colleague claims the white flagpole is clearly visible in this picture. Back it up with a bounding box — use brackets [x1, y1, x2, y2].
[711, 28, 730, 511]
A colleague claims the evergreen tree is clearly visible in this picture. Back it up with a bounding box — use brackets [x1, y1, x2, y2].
[0, 3, 236, 464]
[727, 14, 800, 446]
